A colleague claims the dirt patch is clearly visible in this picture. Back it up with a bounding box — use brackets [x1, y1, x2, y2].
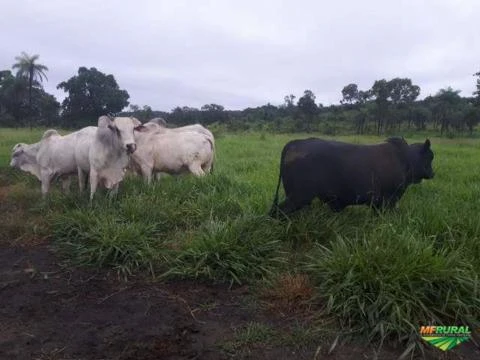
[1, 245, 479, 360]
[0, 244, 302, 360]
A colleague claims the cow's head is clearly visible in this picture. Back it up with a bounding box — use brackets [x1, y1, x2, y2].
[409, 139, 434, 183]
[10, 143, 26, 168]
[10, 142, 41, 179]
[98, 116, 147, 154]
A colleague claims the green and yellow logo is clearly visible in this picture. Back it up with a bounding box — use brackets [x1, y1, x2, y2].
[420, 326, 471, 351]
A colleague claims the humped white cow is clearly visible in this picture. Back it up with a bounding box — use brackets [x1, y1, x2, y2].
[10, 127, 97, 196]
[88, 116, 145, 200]
[130, 124, 215, 184]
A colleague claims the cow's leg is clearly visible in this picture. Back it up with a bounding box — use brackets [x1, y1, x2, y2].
[277, 196, 310, 216]
[40, 171, 54, 197]
[385, 199, 399, 210]
[78, 167, 87, 192]
[375, 196, 399, 212]
[188, 162, 206, 177]
[328, 201, 346, 212]
[89, 169, 99, 201]
[108, 183, 119, 198]
[140, 165, 153, 184]
[61, 176, 72, 194]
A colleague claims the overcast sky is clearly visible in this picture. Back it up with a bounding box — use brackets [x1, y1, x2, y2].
[1, 0, 479, 111]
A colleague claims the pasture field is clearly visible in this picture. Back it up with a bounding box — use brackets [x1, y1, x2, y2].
[1, 127, 479, 359]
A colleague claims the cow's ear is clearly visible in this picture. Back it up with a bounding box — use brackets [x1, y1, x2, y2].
[130, 117, 142, 127]
[98, 115, 115, 129]
[134, 125, 148, 132]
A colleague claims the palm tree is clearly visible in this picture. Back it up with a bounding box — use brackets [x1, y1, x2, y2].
[12, 52, 48, 112]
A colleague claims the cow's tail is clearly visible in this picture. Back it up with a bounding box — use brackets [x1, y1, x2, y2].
[269, 144, 288, 218]
[206, 137, 215, 174]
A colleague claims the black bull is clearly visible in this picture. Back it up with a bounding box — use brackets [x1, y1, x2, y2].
[269, 137, 434, 216]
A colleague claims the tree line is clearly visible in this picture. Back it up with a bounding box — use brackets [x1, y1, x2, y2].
[1, 52, 479, 136]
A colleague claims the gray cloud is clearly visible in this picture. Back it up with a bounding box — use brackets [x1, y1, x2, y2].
[1, 0, 479, 111]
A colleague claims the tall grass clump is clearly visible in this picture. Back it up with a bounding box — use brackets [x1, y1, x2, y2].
[305, 230, 480, 354]
[52, 209, 169, 276]
[164, 216, 287, 284]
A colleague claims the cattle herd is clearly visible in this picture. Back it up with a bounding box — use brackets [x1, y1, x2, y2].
[9, 116, 215, 200]
[10, 116, 435, 215]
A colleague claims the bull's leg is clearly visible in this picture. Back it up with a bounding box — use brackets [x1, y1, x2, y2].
[277, 197, 310, 216]
[188, 162, 206, 177]
[377, 196, 399, 211]
[328, 200, 346, 212]
[89, 170, 99, 201]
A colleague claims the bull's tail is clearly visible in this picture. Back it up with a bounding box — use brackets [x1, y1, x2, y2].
[269, 144, 288, 217]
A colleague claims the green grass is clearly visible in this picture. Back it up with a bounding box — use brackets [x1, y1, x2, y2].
[1, 128, 480, 356]
[220, 321, 324, 355]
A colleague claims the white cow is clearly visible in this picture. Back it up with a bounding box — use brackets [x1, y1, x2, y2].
[10, 127, 97, 196]
[10, 141, 73, 192]
[89, 116, 145, 200]
[142, 119, 216, 179]
[131, 126, 215, 184]
[147, 118, 215, 148]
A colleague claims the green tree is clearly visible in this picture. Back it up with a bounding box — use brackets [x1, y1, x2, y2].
[201, 103, 227, 124]
[142, 105, 153, 121]
[463, 106, 479, 134]
[12, 52, 49, 127]
[410, 106, 430, 130]
[129, 104, 153, 122]
[388, 78, 420, 105]
[32, 89, 60, 126]
[474, 71, 480, 106]
[341, 83, 359, 105]
[297, 89, 318, 132]
[431, 87, 463, 135]
[283, 94, 296, 108]
[170, 106, 201, 125]
[370, 79, 390, 134]
[358, 90, 372, 104]
[57, 67, 129, 126]
[279, 94, 297, 124]
[0, 70, 28, 125]
[0, 69, 59, 127]
[388, 78, 420, 130]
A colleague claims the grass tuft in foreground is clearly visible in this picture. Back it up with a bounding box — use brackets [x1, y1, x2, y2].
[304, 231, 480, 352]
[163, 216, 287, 284]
